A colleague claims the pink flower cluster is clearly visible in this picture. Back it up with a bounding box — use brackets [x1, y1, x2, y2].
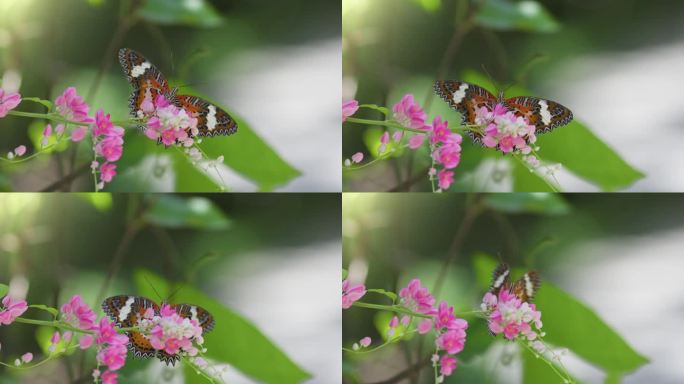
[342, 279, 366, 309]
[393, 94, 426, 129]
[145, 304, 204, 356]
[0, 295, 28, 325]
[475, 103, 539, 166]
[91, 109, 125, 188]
[399, 281, 467, 379]
[138, 92, 198, 147]
[92, 318, 129, 383]
[0, 88, 21, 118]
[481, 289, 545, 352]
[342, 100, 359, 122]
[55, 87, 95, 142]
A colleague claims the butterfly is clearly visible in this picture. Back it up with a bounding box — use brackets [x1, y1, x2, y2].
[102, 295, 215, 365]
[118, 48, 238, 139]
[487, 263, 541, 303]
[434, 81, 573, 145]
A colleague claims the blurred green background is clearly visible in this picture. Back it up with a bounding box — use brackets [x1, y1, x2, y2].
[0, 0, 340, 192]
[343, 0, 684, 192]
[0, 192, 341, 383]
[343, 193, 684, 383]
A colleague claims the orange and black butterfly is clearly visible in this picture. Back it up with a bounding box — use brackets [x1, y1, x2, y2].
[434, 81, 572, 145]
[118, 48, 238, 138]
[488, 263, 541, 303]
[102, 295, 215, 365]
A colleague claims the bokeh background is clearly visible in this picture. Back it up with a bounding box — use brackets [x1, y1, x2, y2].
[0, 193, 341, 383]
[343, 193, 684, 383]
[0, 0, 340, 192]
[343, 0, 684, 192]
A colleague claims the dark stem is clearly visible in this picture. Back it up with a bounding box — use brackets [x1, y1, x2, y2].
[365, 355, 432, 384]
[386, 166, 430, 192]
[40, 162, 92, 192]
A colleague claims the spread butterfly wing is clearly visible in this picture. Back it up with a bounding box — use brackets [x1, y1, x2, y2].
[434, 80, 497, 144]
[510, 271, 541, 302]
[102, 295, 160, 359]
[118, 48, 170, 119]
[175, 95, 238, 137]
[172, 303, 216, 333]
[505, 96, 573, 133]
[489, 263, 511, 295]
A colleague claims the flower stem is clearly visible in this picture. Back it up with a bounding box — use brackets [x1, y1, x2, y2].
[7, 110, 91, 126]
[351, 301, 433, 318]
[13, 317, 96, 334]
[345, 117, 426, 133]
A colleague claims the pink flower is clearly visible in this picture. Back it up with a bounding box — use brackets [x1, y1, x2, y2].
[417, 319, 433, 334]
[97, 344, 127, 370]
[399, 279, 435, 315]
[101, 371, 118, 384]
[435, 145, 461, 169]
[408, 134, 425, 149]
[429, 116, 450, 144]
[100, 162, 117, 183]
[21, 352, 33, 364]
[342, 100, 359, 122]
[440, 355, 457, 376]
[342, 279, 366, 309]
[0, 295, 28, 325]
[60, 295, 97, 330]
[147, 304, 204, 356]
[96, 136, 124, 162]
[71, 126, 87, 142]
[437, 169, 454, 190]
[436, 328, 466, 354]
[55, 87, 94, 123]
[13, 145, 26, 157]
[0, 89, 21, 118]
[351, 152, 364, 164]
[389, 316, 399, 329]
[79, 335, 94, 350]
[380, 131, 390, 145]
[96, 318, 128, 346]
[482, 288, 543, 342]
[93, 109, 123, 137]
[392, 94, 426, 129]
[359, 337, 371, 348]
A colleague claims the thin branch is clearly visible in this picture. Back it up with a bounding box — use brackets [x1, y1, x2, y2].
[365, 355, 432, 384]
[39, 162, 92, 192]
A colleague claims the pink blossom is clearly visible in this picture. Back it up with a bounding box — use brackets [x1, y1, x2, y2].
[55, 87, 93, 123]
[392, 94, 426, 129]
[436, 328, 466, 354]
[0, 295, 28, 325]
[359, 337, 371, 348]
[100, 162, 117, 183]
[96, 136, 124, 162]
[21, 352, 33, 364]
[147, 304, 204, 356]
[70, 126, 87, 142]
[435, 145, 461, 169]
[408, 134, 425, 149]
[482, 288, 543, 342]
[342, 100, 359, 122]
[429, 116, 450, 144]
[440, 355, 457, 376]
[437, 169, 454, 190]
[342, 279, 366, 309]
[389, 316, 399, 329]
[13, 145, 26, 157]
[0, 89, 21, 118]
[60, 295, 97, 330]
[399, 279, 435, 315]
[101, 371, 118, 384]
[351, 152, 364, 164]
[417, 319, 433, 334]
[93, 109, 123, 137]
[96, 318, 128, 346]
[79, 335, 94, 350]
[97, 344, 127, 370]
[392, 131, 403, 142]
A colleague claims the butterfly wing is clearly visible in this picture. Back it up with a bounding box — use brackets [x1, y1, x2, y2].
[488, 263, 511, 296]
[175, 95, 238, 137]
[102, 295, 160, 359]
[510, 271, 541, 302]
[155, 303, 215, 366]
[434, 81, 497, 144]
[118, 48, 171, 119]
[505, 96, 573, 134]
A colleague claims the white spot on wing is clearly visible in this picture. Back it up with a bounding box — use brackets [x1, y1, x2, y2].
[190, 306, 198, 321]
[493, 270, 509, 288]
[118, 296, 135, 323]
[524, 274, 533, 298]
[539, 100, 552, 125]
[452, 83, 469, 104]
[131, 62, 151, 78]
[206, 105, 217, 131]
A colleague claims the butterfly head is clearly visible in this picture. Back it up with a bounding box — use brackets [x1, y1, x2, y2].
[496, 90, 506, 103]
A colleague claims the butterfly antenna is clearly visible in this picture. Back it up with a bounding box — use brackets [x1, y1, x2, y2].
[480, 64, 500, 94]
[166, 284, 184, 303]
[143, 275, 164, 302]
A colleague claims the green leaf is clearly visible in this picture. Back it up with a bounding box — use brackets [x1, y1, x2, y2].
[473, 254, 648, 376]
[536, 121, 644, 191]
[134, 270, 310, 384]
[522, 342, 580, 383]
[476, 0, 561, 33]
[29, 304, 59, 317]
[484, 192, 570, 215]
[366, 288, 397, 302]
[143, 195, 231, 230]
[139, 0, 224, 28]
[0, 283, 8, 297]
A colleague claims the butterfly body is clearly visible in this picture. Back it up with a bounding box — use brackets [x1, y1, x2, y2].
[487, 263, 540, 303]
[118, 48, 238, 140]
[102, 295, 214, 366]
[434, 81, 573, 145]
